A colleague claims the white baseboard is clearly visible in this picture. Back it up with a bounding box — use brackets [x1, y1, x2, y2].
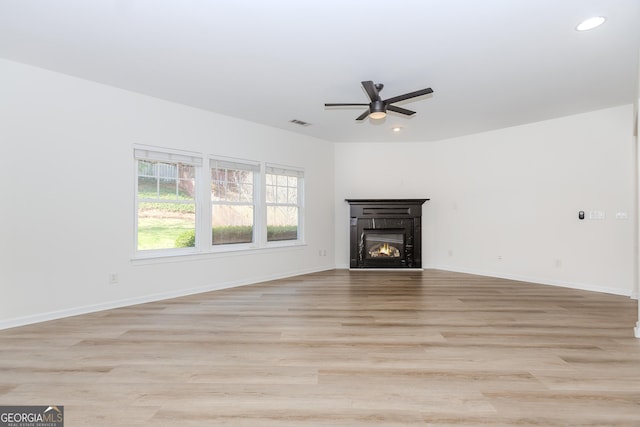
[337, 263, 634, 298]
[427, 264, 633, 297]
[3, 264, 634, 331]
[348, 268, 424, 272]
[0, 266, 335, 331]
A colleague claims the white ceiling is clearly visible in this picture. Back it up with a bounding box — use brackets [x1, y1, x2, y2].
[1, 0, 639, 143]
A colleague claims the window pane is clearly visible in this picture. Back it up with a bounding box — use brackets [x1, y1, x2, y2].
[239, 183, 253, 202]
[277, 187, 287, 203]
[227, 170, 244, 184]
[137, 202, 196, 250]
[211, 168, 226, 182]
[265, 185, 276, 203]
[211, 181, 224, 200]
[210, 164, 256, 246]
[211, 168, 254, 203]
[267, 206, 298, 241]
[178, 164, 195, 201]
[288, 188, 297, 204]
[138, 175, 157, 197]
[226, 180, 239, 200]
[135, 151, 201, 254]
[158, 178, 177, 199]
[212, 204, 254, 245]
[178, 179, 195, 200]
[180, 164, 195, 180]
[138, 160, 156, 177]
[240, 171, 253, 185]
[265, 168, 302, 243]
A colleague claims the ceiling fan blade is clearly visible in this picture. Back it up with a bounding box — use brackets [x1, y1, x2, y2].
[355, 110, 370, 121]
[325, 103, 369, 107]
[384, 87, 433, 105]
[387, 105, 416, 116]
[361, 81, 381, 102]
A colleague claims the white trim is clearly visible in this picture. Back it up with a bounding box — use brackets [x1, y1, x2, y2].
[0, 265, 334, 331]
[265, 165, 305, 245]
[427, 264, 633, 297]
[131, 241, 306, 264]
[210, 157, 257, 246]
[210, 158, 260, 172]
[133, 147, 307, 259]
[336, 263, 634, 297]
[134, 145, 199, 255]
[265, 163, 305, 178]
[348, 268, 424, 272]
[3, 264, 630, 331]
[134, 144, 203, 166]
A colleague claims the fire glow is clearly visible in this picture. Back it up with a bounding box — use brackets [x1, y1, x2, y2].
[369, 242, 400, 258]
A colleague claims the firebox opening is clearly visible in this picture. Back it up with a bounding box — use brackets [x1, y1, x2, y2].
[365, 232, 403, 259]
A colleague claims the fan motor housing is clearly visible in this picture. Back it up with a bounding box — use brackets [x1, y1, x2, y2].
[370, 100, 385, 114]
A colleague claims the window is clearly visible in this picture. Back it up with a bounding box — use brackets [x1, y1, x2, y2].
[134, 147, 304, 257]
[135, 148, 201, 252]
[265, 165, 304, 242]
[210, 159, 259, 245]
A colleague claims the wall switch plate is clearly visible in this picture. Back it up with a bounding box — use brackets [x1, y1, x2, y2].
[589, 210, 605, 220]
[615, 212, 628, 220]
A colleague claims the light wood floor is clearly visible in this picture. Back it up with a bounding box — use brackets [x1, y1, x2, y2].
[1, 269, 639, 426]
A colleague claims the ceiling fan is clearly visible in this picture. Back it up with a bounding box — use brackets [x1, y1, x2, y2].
[325, 81, 434, 121]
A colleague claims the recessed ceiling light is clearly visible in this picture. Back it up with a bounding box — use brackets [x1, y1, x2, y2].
[392, 127, 402, 132]
[576, 16, 606, 31]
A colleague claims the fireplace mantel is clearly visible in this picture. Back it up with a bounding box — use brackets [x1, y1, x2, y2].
[345, 199, 429, 205]
[346, 199, 429, 269]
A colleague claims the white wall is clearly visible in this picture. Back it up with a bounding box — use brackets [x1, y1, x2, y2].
[335, 105, 636, 296]
[0, 59, 335, 328]
[1, 57, 635, 330]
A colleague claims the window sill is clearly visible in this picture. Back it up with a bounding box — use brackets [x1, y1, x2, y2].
[131, 241, 307, 265]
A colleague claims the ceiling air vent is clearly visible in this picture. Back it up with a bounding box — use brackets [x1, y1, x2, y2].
[289, 119, 311, 127]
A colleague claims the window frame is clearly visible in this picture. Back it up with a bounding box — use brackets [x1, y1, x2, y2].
[134, 146, 202, 257]
[264, 164, 305, 246]
[133, 147, 305, 260]
[209, 158, 261, 251]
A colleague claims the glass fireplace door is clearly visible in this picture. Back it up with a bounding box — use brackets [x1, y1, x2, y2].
[360, 229, 406, 267]
[365, 231, 403, 259]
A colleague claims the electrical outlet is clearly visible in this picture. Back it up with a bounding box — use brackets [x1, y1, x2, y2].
[109, 273, 119, 284]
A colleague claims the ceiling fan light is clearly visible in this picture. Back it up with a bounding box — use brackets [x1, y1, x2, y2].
[369, 100, 386, 120]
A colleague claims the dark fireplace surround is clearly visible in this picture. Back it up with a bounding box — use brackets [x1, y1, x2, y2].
[346, 199, 429, 269]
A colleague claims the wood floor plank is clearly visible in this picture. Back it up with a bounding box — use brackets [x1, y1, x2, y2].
[1, 269, 639, 425]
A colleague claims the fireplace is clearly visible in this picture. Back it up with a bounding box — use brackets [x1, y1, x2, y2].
[346, 199, 428, 269]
